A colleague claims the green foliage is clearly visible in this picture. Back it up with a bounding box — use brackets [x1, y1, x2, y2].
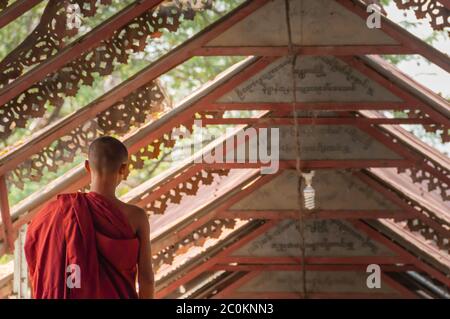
[0, 254, 12, 265]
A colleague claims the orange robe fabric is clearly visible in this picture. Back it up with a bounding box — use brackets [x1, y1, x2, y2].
[24, 192, 139, 299]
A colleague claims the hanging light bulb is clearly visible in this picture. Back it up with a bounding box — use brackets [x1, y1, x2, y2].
[301, 171, 315, 210]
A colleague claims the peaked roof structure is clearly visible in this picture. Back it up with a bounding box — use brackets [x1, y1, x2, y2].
[0, 0, 449, 299]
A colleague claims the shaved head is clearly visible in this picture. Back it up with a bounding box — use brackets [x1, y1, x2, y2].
[88, 136, 128, 174]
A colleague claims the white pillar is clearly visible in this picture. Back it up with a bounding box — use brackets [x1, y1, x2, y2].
[13, 224, 30, 299]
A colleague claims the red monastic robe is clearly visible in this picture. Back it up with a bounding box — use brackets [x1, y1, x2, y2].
[24, 192, 139, 299]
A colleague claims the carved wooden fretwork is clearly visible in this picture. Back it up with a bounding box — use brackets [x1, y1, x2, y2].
[393, 0, 450, 34]
[382, 176, 450, 253]
[97, 81, 166, 134]
[376, 128, 450, 203]
[8, 119, 98, 189]
[404, 109, 449, 143]
[129, 110, 225, 170]
[398, 165, 450, 202]
[145, 168, 230, 215]
[405, 219, 449, 253]
[152, 219, 236, 271]
[0, 0, 112, 89]
[130, 131, 177, 170]
[0, 1, 211, 139]
[7, 81, 165, 189]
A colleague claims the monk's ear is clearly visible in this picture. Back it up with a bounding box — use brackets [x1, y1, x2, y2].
[85, 160, 91, 173]
[119, 163, 129, 180]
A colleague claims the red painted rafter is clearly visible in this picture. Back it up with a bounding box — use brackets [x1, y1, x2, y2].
[200, 117, 435, 126]
[137, 122, 263, 212]
[0, 0, 42, 29]
[353, 120, 420, 161]
[209, 264, 416, 272]
[194, 45, 412, 56]
[230, 291, 407, 299]
[218, 209, 409, 220]
[200, 160, 412, 170]
[204, 101, 413, 111]
[215, 256, 411, 265]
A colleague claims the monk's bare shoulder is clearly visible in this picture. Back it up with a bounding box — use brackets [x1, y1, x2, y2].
[119, 202, 149, 235]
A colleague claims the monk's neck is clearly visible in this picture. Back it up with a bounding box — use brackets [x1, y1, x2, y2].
[90, 180, 117, 200]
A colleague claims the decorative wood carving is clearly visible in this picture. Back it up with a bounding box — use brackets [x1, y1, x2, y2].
[378, 128, 450, 203]
[384, 180, 450, 253]
[398, 165, 449, 202]
[404, 109, 448, 143]
[152, 218, 236, 271]
[0, 0, 112, 89]
[7, 81, 165, 189]
[405, 216, 450, 253]
[145, 168, 229, 215]
[393, 0, 450, 34]
[372, 127, 449, 203]
[127, 110, 224, 170]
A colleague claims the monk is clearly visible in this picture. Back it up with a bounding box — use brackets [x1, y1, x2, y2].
[24, 136, 154, 299]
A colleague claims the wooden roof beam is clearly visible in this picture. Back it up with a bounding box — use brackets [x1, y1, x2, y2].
[218, 210, 410, 220]
[193, 45, 413, 56]
[215, 256, 411, 265]
[200, 117, 436, 126]
[209, 264, 416, 272]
